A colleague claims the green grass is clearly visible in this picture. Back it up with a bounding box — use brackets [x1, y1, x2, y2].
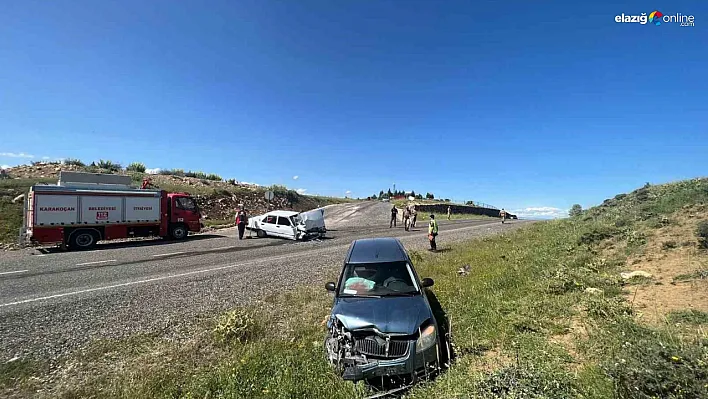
[4, 178, 708, 398]
[0, 178, 54, 243]
[667, 309, 708, 325]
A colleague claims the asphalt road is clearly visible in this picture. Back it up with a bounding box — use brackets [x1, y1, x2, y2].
[0, 202, 529, 360]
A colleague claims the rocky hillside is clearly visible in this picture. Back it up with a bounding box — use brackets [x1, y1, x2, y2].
[0, 162, 351, 247]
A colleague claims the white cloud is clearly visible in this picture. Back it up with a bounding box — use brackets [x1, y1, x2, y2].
[0, 152, 34, 158]
[296, 188, 307, 194]
[292, 175, 299, 180]
[510, 206, 567, 219]
[345, 190, 352, 196]
[1, 164, 10, 169]
[145, 168, 161, 174]
[42, 156, 51, 160]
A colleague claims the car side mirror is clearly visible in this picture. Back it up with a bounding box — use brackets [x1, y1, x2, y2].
[421, 278, 434, 288]
[325, 282, 336, 292]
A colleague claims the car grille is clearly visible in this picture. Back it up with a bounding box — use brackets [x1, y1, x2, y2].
[355, 337, 409, 358]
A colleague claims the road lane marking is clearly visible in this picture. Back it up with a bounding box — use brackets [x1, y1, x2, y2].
[0, 220, 510, 308]
[0, 253, 300, 308]
[0, 270, 28, 276]
[76, 260, 117, 266]
[152, 252, 185, 257]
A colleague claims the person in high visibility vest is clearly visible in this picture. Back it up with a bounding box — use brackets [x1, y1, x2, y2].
[428, 214, 439, 251]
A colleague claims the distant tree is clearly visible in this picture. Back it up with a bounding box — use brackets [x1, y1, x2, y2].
[415, 194, 423, 200]
[569, 204, 583, 217]
[371, 193, 378, 199]
[410, 190, 416, 198]
[426, 192, 435, 200]
[379, 190, 385, 199]
[387, 189, 393, 198]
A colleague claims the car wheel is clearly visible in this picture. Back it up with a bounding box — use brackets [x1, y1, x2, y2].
[70, 230, 98, 250]
[170, 224, 188, 240]
[256, 229, 267, 238]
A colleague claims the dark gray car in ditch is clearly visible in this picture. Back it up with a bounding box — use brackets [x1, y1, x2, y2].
[324, 238, 449, 383]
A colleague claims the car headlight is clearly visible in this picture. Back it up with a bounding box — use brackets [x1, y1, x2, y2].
[416, 325, 437, 353]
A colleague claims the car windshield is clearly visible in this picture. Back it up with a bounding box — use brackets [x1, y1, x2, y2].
[339, 261, 419, 296]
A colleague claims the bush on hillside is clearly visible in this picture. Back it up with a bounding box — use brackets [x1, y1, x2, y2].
[569, 204, 583, 217]
[63, 158, 85, 167]
[96, 160, 122, 172]
[206, 173, 221, 181]
[126, 162, 146, 173]
[697, 220, 708, 249]
[159, 169, 185, 177]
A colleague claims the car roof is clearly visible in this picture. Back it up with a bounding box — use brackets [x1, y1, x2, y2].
[346, 238, 408, 264]
[264, 210, 299, 217]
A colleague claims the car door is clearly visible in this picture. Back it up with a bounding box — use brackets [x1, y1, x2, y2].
[276, 216, 296, 239]
[261, 214, 279, 237]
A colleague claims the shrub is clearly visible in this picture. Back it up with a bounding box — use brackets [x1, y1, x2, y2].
[184, 171, 206, 179]
[63, 158, 85, 167]
[696, 220, 708, 249]
[160, 169, 185, 177]
[206, 173, 222, 181]
[96, 160, 122, 172]
[661, 241, 678, 251]
[125, 162, 146, 173]
[227, 179, 236, 185]
[213, 308, 259, 344]
[569, 204, 583, 217]
[667, 309, 708, 325]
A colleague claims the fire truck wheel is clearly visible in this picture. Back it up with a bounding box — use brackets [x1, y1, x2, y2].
[70, 230, 98, 250]
[170, 224, 188, 240]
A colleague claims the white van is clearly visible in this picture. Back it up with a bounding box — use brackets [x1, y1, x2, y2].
[247, 209, 326, 240]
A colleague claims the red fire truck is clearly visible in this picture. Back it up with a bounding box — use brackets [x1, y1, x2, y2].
[21, 171, 202, 250]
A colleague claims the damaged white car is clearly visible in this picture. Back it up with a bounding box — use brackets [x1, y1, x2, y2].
[247, 209, 326, 240]
[324, 237, 450, 385]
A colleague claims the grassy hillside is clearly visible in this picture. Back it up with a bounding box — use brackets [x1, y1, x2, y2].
[2, 178, 707, 398]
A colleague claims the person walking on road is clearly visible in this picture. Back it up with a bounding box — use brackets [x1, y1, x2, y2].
[236, 207, 249, 239]
[390, 205, 398, 228]
[403, 206, 411, 231]
[411, 205, 418, 228]
[499, 208, 507, 224]
[428, 214, 439, 251]
[447, 206, 452, 220]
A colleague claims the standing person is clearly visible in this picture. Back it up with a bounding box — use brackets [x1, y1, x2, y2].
[403, 206, 411, 231]
[447, 206, 451, 220]
[236, 207, 248, 240]
[411, 205, 417, 228]
[390, 205, 398, 228]
[428, 214, 439, 251]
[499, 208, 507, 224]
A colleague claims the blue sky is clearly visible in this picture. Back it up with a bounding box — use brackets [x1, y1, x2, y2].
[1, 1, 706, 218]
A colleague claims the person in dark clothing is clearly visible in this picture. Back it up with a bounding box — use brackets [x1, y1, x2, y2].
[236, 208, 248, 240]
[390, 206, 398, 228]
